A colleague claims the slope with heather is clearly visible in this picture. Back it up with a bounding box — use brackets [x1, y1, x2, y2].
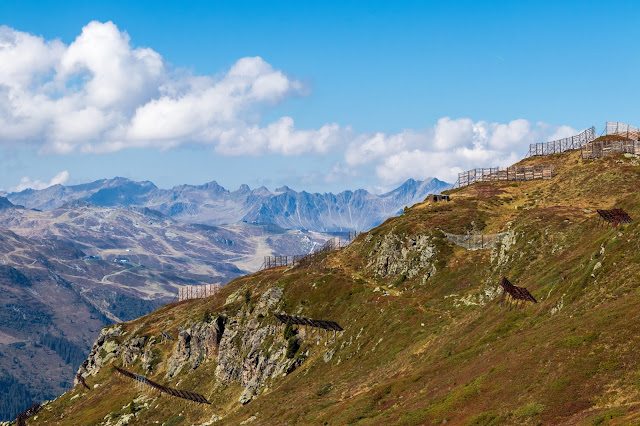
[30, 150, 640, 425]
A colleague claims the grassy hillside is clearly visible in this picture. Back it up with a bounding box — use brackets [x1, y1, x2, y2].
[28, 150, 640, 425]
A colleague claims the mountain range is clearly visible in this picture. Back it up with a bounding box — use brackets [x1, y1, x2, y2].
[6, 177, 450, 232]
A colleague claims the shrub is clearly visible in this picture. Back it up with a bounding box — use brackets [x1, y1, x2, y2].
[244, 289, 251, 304]
[394, 274, 407, 287]
[316, 383, 333, 397]
[283, 321, 296, 340]
[286, 337, 300, 359]
[202, 310, 212, 323]
[515, 402, 544, 418]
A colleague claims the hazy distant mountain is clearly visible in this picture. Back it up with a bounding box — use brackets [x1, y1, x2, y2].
[7, 178, 450, 232]
[0, 196, 22, 210]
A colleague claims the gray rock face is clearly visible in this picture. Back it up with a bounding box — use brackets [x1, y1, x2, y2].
[78, 286, 305, 406]
[215, 287, 302, 404]
[77, 325, 124, 379]
[7, 177, 451, 232]
[165, 317, 226, 378]
[367, 233, 438, 283]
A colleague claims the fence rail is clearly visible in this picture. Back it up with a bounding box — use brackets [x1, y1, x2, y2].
[456, 165, 553, 188]
[261, 233, 359, 271]
[114, 366, 210, 405]
[177, 283, 221, 301]
[16, 402, 42, 426]
[606, 122, 640, 141]
[581, 140, 640, 159]
[444, 232, 508, 250]
[262, 255, 306, 269]
[527, 127, 596, 157]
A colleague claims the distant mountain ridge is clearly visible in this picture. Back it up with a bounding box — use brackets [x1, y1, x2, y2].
[0, 196, 22, 210]
[7, 177, 451, 232]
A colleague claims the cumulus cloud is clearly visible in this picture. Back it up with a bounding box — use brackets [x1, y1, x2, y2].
[13, 170, 70, 192]
[0, 21, 582, 189]
[0, 21, 340, 155]
[346, 118, 578, 184]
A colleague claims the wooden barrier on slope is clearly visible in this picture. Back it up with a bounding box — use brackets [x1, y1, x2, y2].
[455, 165, 553, 188]
[177, 283, 221, 301]
[499, 277, 537, 309]
[274, 313, 344, 342]
[581, 139, 640, 159]
[527, 127, 596, 157]
[76, 373, 90, 390]
[113, 366, 211, 405]
[444, 232, 508, 250]
[597, 209, 633, 228]
[16, 402, 42, 426]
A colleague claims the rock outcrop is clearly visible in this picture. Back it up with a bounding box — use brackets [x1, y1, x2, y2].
[77, 286, 307, 407]
[165, 316, 226, 378]
[215, 286, 304, 404]
[367, 233, 437, 283]
[77, 326, 124, 380]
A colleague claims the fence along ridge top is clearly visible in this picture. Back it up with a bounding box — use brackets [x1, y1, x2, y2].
[581, 139, 640, 159]
[178, 282, 221, 302]
[527, 126, 596, 157]
[606, 121, 640, 141]
[261, 234, 359, 271]
[455, 164, 553, 188]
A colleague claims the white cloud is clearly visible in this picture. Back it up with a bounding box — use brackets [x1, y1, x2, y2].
[434, 117, 475, 150]
[0, 21, 341, 156]
[348, 119, 580, 184]
[0, 21, 583, 188]
[13, 170, 70, 192]
[486, 119, 533, 150]
[548, 125, 578, 141]
[345, 129, 428, 166]
[325, 162, 358, 184]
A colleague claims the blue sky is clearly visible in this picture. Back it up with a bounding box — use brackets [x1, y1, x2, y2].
[0, 1, 638, 193]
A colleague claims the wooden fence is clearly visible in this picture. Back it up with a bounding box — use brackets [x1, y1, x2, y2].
[261, 255, 306, 269]
[527, 127, 596, 157]
[606, 122, 640, 141]
[114, 366, 210, 404]
[16, 403, 42, 426]
[581, 139, 640, 159]
[261, 233, 358, 271]
[455, 165, 553, 188]
[177, 283, 221, 301]
[444, 232, 508, 250]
